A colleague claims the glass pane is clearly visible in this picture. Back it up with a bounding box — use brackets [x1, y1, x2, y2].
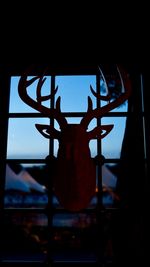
[56, 75, 96, 112]
[53, 195, 97, 210]
[9, 76, 51, 113]
[102, 117, 127, 158]
[7, 118, 49, 159]
[88, 119, 98, 157]
[53, 213, 96, 228]
[66, 117, 82, 124]
[101, 163, 118, 207]
[4, 163, 49, 259]
[4, 164, 48, 208]
[89, 140, 97, 157]
[52, 213, 97, 261]
[101, 99, 128, 112]
[5, 162, 119, 209]
[2, 212, 47, 262]
[99, 67, 129, 112]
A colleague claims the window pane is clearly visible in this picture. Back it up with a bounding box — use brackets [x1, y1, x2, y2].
[2, 212, 47, 261]
[102, 117, 127, 158]
[53, 213, 96, 228]
[5, 162, 119, 209]
[4, 164, 48, 208]
[56, 75, 96, 112]
[88, 119, 98, 157]
[101, 99, 128, 112]
[4, 164, 48, 260]
[9, 76, 51, 113]
[7, 118, 49, 159]
[52, 213, 97, 260]
[101, 163, 118, 207]
[99, 68, 129, 112]
[53, 196, 97, 210]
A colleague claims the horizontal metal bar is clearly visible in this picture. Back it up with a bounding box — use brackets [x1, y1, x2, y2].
[8, 111, 139, 118]
[6, 159, 46, 163]
[3, 206, 125, 214]
[6, 158, 147, 164]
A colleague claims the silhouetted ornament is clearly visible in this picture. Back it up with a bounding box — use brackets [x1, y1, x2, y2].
[18, 65, 131, 211]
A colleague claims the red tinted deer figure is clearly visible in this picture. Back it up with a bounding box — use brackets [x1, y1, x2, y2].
[18, 66, 131, 211]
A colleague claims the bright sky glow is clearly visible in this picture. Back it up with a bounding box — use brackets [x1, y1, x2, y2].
[7, 76, 128, 159]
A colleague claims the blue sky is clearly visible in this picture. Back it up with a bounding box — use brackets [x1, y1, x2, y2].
[7, 75, 128, 159]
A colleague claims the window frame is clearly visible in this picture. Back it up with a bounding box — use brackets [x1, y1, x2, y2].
[0, 64, 148, 266]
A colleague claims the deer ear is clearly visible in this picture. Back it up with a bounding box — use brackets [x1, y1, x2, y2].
[35, 124, 61, 139]
[88, 124, 114, 140]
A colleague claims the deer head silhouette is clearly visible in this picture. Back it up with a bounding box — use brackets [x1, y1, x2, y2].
[18, 65, 131, 211]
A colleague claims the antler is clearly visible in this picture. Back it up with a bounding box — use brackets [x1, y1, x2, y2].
[81, 65, 131, 129]
[18, 71, 67, 129]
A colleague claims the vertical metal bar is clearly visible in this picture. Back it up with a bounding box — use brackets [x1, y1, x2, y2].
[96, 72, 103, 267]
[46, 75, 55, 266]
[49, 76, 55, 156]
[96, 74, 103, 208]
